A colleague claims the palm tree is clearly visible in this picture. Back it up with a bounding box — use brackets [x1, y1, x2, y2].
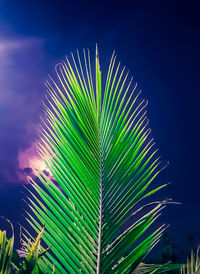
[24, 45, 179, 273]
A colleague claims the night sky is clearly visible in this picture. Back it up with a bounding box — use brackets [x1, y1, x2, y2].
[0, 0, 200, 259]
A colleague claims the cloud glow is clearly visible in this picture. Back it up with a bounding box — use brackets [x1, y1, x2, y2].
[18, 142, 53, 183]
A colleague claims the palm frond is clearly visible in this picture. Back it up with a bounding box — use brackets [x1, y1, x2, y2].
[25, 46, 172, 273]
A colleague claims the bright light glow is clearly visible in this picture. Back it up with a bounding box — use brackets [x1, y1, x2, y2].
[18, 142, 54, 182]
[30, 158, 50, 172]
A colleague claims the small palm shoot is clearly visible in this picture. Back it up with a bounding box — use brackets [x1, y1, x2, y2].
[181, 247, 200, 274]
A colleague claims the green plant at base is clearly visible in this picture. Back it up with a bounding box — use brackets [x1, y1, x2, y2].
[0, 220, 53, 274]
[25, 46, 182, 273]
[17, 226, 52, 273]
[0, 219, 14, 274]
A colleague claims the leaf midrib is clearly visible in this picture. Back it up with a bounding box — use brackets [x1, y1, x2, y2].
[96, 137, 103, 274]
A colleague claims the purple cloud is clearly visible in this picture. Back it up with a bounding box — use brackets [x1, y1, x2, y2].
[0, 37, 47, 185]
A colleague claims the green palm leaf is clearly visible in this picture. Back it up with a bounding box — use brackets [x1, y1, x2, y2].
[25, 45, 173, 273]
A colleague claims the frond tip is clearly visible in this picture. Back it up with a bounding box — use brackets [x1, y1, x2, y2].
[25, 47, 172, 273]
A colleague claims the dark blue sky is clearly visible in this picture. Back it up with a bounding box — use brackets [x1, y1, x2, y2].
[0, 0, 199, 257]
